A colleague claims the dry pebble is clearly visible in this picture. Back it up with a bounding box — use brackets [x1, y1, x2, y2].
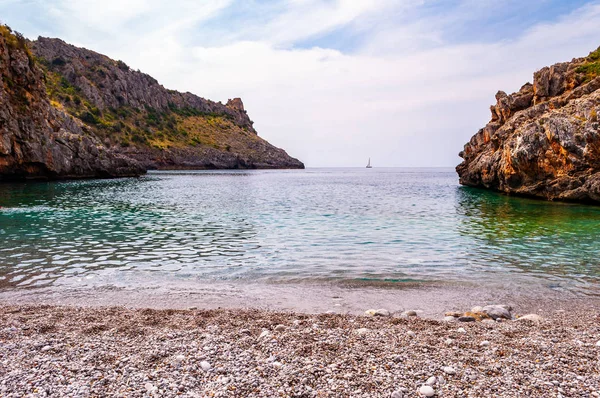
[0, 304, 599, 397]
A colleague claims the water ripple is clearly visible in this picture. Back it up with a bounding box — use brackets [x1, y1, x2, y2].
[0, 168, 599, 295]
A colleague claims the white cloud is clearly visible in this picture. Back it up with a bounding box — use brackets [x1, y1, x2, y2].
[3, 0, 600, 166]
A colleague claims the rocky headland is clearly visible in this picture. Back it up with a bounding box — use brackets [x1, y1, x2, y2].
[0, 25, 303, 181]
[457, 46, 600, 203]
[0, 26, 143, 180]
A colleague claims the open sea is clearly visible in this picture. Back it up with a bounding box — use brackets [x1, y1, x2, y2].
[1, 168, 599, 313]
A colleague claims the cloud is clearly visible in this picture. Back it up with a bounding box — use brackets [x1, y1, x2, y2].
[2, 0, 600, 166]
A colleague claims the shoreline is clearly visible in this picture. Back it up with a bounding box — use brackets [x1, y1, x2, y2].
[1, 304, 599, 397]
[1, 278, 598, 319]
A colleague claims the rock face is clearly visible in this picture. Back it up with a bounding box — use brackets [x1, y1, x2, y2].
[457, 46, 600, 203]
[0, 26, 143, 181]
[28, 37, 304, 170]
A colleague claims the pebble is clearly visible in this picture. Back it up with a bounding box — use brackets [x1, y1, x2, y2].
[445, 339, 453, 345]
[517, 314, 543, 322]
[480, 340, 490, 347]
[471, 306, 483, 313]
[457, 328, 466, 333]
[259, 330, 271, 339]
[402, 310, 418, 317]
[145, 382, 156, 392]
[355, 328, 370, 335]
[41, 345, 52, 352]
[443, 316, 456, 322]
[274, 324, 286, 332]
[444, 311, 462, 317]
[272, 361, 283, 368]
[200, 361, 211, 371]
[458, 316, 476, 322]
[407, 331, 416, 338]
[425, 376, 436, 386]
[174, 355, 185, 363]
[482, 305, 512, 320]
[596, 340, 600, 347]
[391, 391, 403, 398]
[443, 366, 456, 375]
[419, 385, 435, 397]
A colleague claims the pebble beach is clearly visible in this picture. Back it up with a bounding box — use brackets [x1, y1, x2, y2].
[1, 304, 599, 397]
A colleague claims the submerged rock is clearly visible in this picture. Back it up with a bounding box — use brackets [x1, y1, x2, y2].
[457, 46, 600, 203]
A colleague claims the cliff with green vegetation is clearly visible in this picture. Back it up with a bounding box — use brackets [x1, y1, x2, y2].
[0, 26, 143, 180]
[29, 37, 304, 170]
[457, 46, 600, 203]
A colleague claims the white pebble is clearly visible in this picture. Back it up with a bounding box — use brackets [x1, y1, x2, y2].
[355, 328, 370, 335]
[425, 376, 436, 386]
[391, 391, 403, 398]
[595, 341, 600, 347]
[272, 361, 283, 368]
[445, 339, 453, 345]
[443, 366, 456, 375]
[365, 309, 390, 317]
[480, 340, 490, 347]
[174, 355, 185, 363]
[259, 330, 271, 339]
[200, 361, 211, 371]
[419, 385, 435, 397]
[274, 324, 286, 332]
[407, 331, 416, 338]
[517, 314, 543, 322]
[457, 327, 466, 333]
[443, 316, 456, 322]
[41, 345, 52, 352]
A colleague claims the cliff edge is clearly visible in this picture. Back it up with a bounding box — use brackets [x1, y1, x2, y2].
[29, 37, 304, 170]
[457, 46, 600, 203]
[0, 26, 143, 181]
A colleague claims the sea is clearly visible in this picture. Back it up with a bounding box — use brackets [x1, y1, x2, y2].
[1, 168, 599, 314]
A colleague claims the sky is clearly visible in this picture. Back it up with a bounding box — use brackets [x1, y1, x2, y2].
[1, 0, 600, 167]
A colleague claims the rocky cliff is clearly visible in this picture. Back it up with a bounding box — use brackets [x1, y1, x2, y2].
[0, 26, 143, 181]
[29, 37, 304, 170]
[457, 46, 600, 203]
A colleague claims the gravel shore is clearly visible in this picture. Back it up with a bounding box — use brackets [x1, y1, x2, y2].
[1, 305, 599, 397]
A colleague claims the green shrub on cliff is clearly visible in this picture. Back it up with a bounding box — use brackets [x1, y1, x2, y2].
[0, 25, 35, 66]
[576, 46, 600, 82]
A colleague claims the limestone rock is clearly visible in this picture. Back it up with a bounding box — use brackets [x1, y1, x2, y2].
[0, 27, 144, 180]
[457, 46, 600, 204]
[27, 36, 304, 171]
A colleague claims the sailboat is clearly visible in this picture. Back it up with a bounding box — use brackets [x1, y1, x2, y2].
[366, 158, 372, 168]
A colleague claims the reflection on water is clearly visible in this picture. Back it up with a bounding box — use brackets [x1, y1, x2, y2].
[0, 168, 599, 296]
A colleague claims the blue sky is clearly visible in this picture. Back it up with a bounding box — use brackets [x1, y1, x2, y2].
[1, 0, 600, 166]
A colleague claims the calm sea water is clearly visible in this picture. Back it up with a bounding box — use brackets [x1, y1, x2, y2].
[1, 168, 599, 297]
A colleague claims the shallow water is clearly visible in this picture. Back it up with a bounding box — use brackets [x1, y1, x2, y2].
[0, 168, 599, 309]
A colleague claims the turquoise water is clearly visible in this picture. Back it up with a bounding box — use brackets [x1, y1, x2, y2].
[0, 168, 599, 296]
